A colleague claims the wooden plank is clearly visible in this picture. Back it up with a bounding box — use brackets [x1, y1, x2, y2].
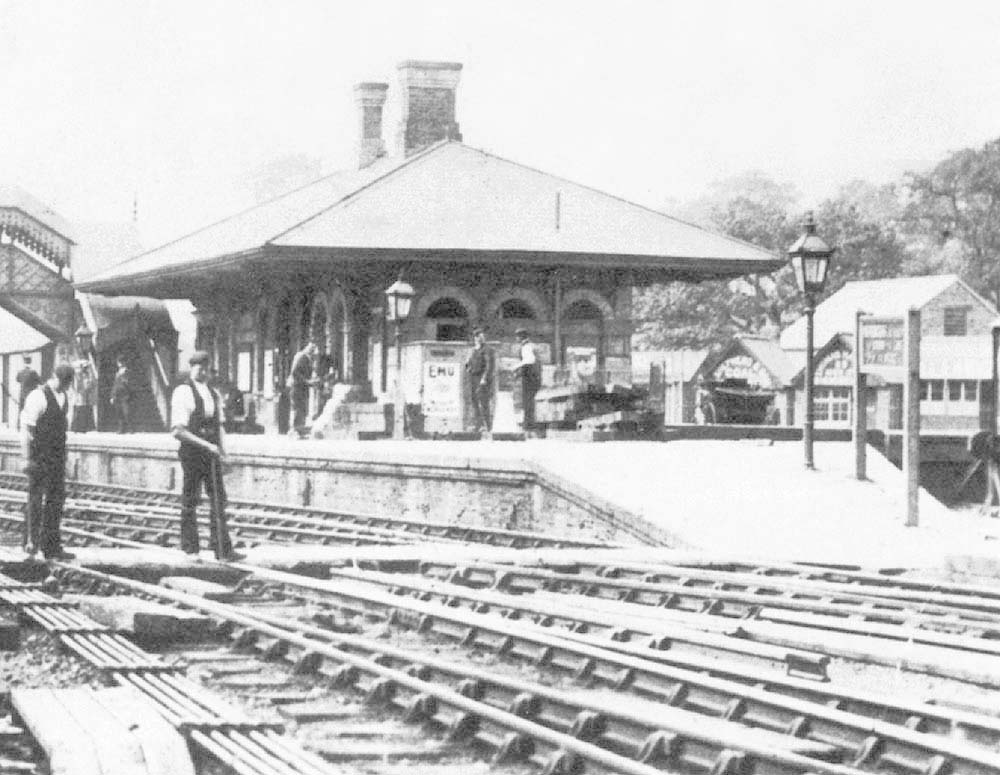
[11, 688, 102, 775]
[91, 686, 195, 775]
[56, 688, 149, 775]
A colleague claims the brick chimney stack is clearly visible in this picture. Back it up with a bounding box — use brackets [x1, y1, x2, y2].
[396, 60, 462, 157]
[354, 82, 389, 169]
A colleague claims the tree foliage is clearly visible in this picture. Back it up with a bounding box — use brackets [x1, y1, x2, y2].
[903, 139, 1000, 306]
[635, 174, 911, 350]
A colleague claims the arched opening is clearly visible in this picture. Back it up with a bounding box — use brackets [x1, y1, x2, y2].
[498, 298, 536, 319]
[426, 297, 469, 342]
[561, 299, 604, 380]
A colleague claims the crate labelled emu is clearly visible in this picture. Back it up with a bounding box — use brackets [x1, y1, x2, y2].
[65, 594, 212, 643]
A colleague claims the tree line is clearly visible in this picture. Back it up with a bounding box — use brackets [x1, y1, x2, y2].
[634, 138, 1000, 349]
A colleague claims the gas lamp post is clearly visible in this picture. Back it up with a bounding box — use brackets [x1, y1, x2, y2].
[788, 212, 835, 469]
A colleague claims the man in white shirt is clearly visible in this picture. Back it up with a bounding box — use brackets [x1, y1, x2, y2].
[170, 351, 241, 561]
[516, 328, 541, 432]
[20, 364, 76, 560]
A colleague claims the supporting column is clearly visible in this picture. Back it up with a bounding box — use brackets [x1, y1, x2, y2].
[903, 308, 921, 527]
[553, 271, 563, 367]
[803, 294, 816, 470]
[854, 310, 867, 480]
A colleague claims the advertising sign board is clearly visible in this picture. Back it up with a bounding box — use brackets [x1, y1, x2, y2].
[858, 316, 905, 379]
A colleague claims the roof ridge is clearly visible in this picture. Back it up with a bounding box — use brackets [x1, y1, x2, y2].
[266, 140, 452, 243]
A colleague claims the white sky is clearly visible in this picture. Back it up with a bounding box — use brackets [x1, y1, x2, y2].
[2, 0, 1000, 249]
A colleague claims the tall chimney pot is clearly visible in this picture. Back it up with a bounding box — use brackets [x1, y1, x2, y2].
[396, 60, 462, 157]
[354, 82, 389, 169]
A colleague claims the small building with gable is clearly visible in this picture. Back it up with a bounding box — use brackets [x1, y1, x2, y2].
[655, 273, 998, 435]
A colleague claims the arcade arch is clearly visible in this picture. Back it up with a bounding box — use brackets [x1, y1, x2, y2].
[416, 286, 479, 342]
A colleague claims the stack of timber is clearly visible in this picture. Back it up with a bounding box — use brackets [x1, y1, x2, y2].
[534, 381, 652, 440]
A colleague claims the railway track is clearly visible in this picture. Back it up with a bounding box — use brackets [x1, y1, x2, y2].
[48, 560, 1000, 775]
[0, 472, 605, 550]
[8, 513, 1000, 775]
[3, 484, 1000, 775]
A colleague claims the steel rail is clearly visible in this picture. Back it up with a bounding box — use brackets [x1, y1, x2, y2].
[559, 556, 1000, 607]
[323, 565, 1000, 688]
[0, 569, 331, 775]
[327, 566, 829, 673]
[0, 492, 411, 548]
[0, 472, 604, 549]
[21, 512, 1000, 772]
[48, 563, 907, 775]
[49, 565, 740, 775]
[50, 561, 1000, 775]
[415, 559, 1000, 640]
[227, 563, 1000, 751]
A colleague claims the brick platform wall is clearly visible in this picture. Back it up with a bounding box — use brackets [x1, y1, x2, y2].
[0, 434, 669, 546]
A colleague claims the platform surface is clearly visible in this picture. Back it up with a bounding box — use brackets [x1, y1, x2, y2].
[3, 431, 999, 572]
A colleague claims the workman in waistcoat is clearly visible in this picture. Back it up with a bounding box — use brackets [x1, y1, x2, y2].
[170, 351, 242, 561]
[20, 364, 76, 560]
[465, 325, 495, 436]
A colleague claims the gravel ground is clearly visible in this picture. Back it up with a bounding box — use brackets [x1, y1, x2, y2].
[0, 629, 107, 691]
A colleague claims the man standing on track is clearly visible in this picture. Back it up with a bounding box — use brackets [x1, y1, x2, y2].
[20, 364, 76, 561]
[170, 351, 242, 561]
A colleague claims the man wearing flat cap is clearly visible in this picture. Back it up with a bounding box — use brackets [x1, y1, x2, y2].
[170, 351, 241, 561]
[465, 325, 495, 436]
[20, 364, 76, 560]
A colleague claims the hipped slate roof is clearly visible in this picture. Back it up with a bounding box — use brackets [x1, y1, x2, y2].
[79, 141, 780, 293]
[780, 275, 974, 351]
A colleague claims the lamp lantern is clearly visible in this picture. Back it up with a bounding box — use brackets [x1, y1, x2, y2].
[384, 276, 414, 323]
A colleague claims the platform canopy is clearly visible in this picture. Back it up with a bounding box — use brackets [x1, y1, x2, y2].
[78, 141, 783, 298]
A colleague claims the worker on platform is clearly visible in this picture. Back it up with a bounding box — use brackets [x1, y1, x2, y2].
[20, 364, 76, 561]
[286, 341, 319, 437]
[170, 350, 242, 561]
[465, 325, 495, 437]
[515, 328, 541, 434]
[110, 354, 134, 433]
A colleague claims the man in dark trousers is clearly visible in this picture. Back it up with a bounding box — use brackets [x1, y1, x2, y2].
[286, 341, 318, 437]
[170, 351, 242, 561]
[465, 325, 495, 436]
[110, 355, 133, 433]
[20, 364, 76, 560]
[15, 356, 40, 430]
[516, 328, 541, 433]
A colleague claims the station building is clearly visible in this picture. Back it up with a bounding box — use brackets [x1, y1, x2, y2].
[658, 274, 998, 435]
[79, 60, 781, 435]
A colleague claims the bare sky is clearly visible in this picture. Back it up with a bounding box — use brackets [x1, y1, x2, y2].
[2, 0, 1000, 248]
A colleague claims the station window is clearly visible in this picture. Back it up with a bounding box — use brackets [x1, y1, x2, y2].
[943, 306, 969, 336]
[813, 387, 850, 423]
[920, 379, 944, 401]
[498, 298, 535, 319]
[947, 379, 978, 401]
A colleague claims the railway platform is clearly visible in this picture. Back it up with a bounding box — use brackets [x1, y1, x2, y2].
[1, 431, 998, 573]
